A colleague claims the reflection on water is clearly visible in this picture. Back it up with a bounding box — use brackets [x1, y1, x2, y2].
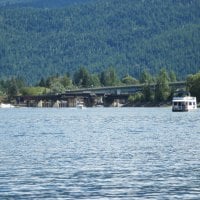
[0, 108, 200, 199]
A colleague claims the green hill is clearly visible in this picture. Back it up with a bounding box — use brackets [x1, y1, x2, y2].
[0, 0, 200, 84]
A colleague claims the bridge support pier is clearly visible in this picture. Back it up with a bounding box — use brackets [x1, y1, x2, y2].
[68, 98, 76, 107]
[53, 100, 60, 108]
[103, 96, 114, 107]
[37, 100, 43, 108]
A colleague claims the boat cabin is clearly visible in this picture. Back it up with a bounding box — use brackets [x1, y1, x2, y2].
[172, 91, 197, 112]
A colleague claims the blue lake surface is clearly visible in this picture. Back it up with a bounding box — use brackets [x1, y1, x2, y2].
[0, 107, 200, 199]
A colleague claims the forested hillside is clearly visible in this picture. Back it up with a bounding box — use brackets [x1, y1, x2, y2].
[0, 0, 200, 84]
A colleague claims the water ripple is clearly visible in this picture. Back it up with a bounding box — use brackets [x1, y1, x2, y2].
[0, 108, 200, 199]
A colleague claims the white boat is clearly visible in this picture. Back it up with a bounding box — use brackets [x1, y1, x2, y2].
[0, 103, 15, 108]
[172, 92, 197, 112]
[76, 101, 85, 109]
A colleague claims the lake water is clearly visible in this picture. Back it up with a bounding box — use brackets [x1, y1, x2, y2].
[0, 107, 200, 199]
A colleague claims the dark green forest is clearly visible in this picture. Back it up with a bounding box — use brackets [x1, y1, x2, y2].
[0, 0, 200, 84]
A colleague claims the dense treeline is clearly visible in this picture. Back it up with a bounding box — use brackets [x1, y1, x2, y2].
[0, 67, 200, 104]
[0, 0, 200, 84]
[186, 72, 200, 102]
[0, 67, 131, 98]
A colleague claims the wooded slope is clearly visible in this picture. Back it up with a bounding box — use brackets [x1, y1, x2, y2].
[0, 0, 199, 83]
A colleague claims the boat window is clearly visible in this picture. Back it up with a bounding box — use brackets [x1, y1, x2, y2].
[189, 102, 192, 105]
[174, 102, 177, 106]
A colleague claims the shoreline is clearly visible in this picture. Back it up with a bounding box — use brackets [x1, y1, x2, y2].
[124, 101, 172, 108]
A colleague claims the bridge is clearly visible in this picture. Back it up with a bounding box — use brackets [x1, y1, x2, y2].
[67, 81, 185, 95]
[16, 81, 186, 107]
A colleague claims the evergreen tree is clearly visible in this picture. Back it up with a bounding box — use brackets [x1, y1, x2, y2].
[38, 77, 46, 87]
[140, 70, 154, 102]
[6, 78, 19, 99]
[50, 80, 66, 93]
[186, 72, 200, 101]
[60, 74, 72, 89]
[169, 70, 177, 82]
[155, 68, 170, 102]
[140, 70, 153, 84]
[73, 67, 92, 88]
[89, 74, 101, 87]
[100, 67, 119, 86]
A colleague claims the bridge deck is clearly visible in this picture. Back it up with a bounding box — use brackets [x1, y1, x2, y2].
[16, 81, 186, 107]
